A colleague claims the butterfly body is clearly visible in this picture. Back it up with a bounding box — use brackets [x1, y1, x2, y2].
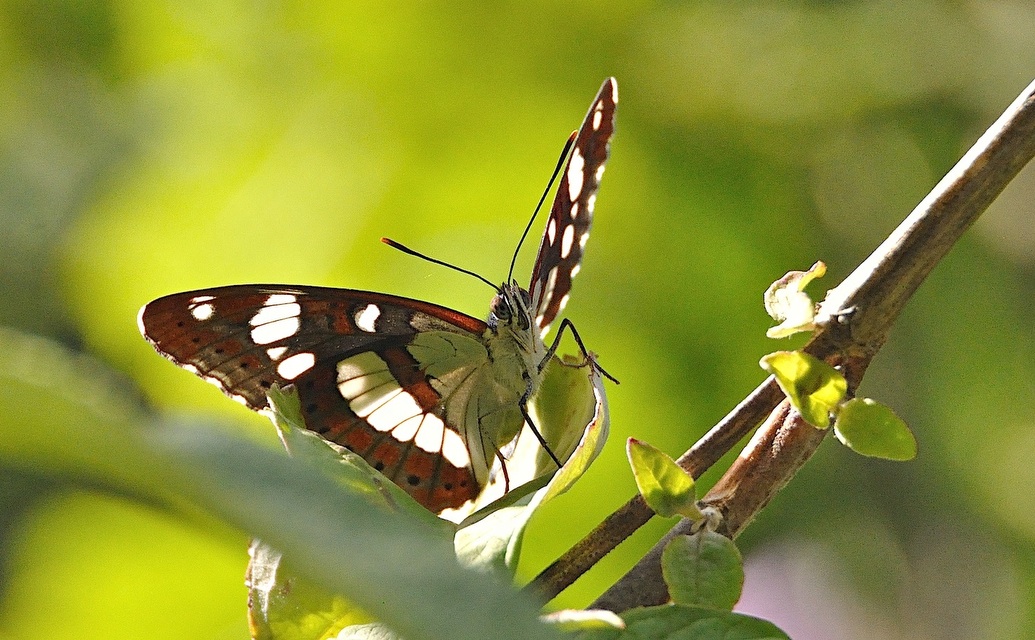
[139, 78, 617, 515]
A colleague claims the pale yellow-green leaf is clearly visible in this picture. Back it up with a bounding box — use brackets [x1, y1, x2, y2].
[760, 350, 846, 428]
[626, 438, 700, 519]
[764, 261, 827, 338]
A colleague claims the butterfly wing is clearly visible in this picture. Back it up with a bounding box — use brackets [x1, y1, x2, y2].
[138, 284, 491, 513]
[529, 77, 618, 333]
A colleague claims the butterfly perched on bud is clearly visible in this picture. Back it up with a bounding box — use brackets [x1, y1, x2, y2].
[139, 78, 618, 515]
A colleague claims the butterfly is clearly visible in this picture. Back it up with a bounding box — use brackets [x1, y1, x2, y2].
[138, 78, 617, 515]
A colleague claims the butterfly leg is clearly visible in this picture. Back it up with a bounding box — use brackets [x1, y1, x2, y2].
[494, 449, 512, 493]
[540, 318, 620, 384]
[519, 375, 564, 469]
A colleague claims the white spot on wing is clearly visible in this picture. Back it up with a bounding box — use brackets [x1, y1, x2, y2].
[558, 293, 571, 313]
[414, 414, 445, 453]
[611, 80, 618, 103]
[332, 370, 358, 398]
[202, 374, 224, 390]
[251, 317, 300, 345]
[135, 305, 149, 336]
[190, 302, 215, 321]
[579, 231, 590, 249]
[595, 163, 606, 182]
[567, 147, 585, 202]
[337, 353, 396, 403]
[560, 224, 575, 259]
[442, 429, 471, 468]
[586, 193, 596, 214]
[547, 217, 557, 244]
[570, 202, 579, 219]
[592, 106, 603, 130]
[391, 414, 423, 442]
[339, 375, 377, 402]
[367, 391, 423, 432]
[249, 295, 299, 326]
[353, 386, 403, 425]
[249, 294, 301, 344]
[277, 352, 315, 380]
[355, 304, 380, 333]
[543, 266, 559, 306]
[570, 263, 581, 279]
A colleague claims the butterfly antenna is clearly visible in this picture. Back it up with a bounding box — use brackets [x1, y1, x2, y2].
[507, 130, 578, 283]
[381, 237, 500, 292]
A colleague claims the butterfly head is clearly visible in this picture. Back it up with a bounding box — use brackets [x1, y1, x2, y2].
[488, 282, 534, 332]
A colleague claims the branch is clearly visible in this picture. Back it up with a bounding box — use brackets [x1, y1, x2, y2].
[525, 375, 785, 603]
[531, 77, 1035, 609]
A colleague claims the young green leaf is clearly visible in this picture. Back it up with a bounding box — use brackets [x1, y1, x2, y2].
[661, 533, 744, 611]
[759, 351, 847, 428]
[764, 261, 827, 338]
[627, 438, 700, 519]
[834, 398, 917, 460]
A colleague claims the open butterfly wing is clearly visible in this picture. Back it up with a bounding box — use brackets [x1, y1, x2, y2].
[529, 77, 618, 333]
[139, 285, 489, 513]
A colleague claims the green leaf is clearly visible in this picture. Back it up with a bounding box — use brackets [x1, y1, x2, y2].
[454, 355, 608, 574]
[453, 501, 539, 576]
[834, 398, 917, 460]
[759, 351, 847, 428]
[528, 354, 601, 473]
[0, 329, 559, 640]
[247, 540, 374, 640]
[530, 355, 611, 503]
[0, 326, 173, 501]
[147, 421, 562, 640]
[574, 604, 790, 640]
[661, 533, 744, 611]
[764, 261, 827, 338]
[626, 439, 700, 519]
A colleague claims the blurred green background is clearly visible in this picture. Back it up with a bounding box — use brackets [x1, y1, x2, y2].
[2, 1, 1034, 638]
